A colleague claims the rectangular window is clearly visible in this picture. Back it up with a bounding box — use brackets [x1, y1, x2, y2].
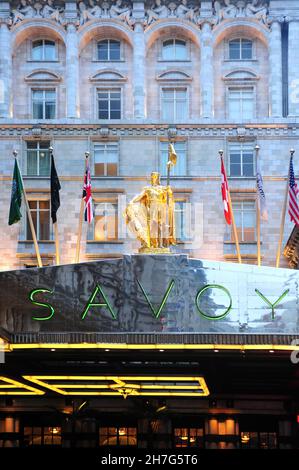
[32, 39, 56, 61]
[99, 427, 137, 446]
[97, 40, 120, 61]
[241, 431, 277, 449]
[159, 141, 187, 176]
[175, 200, 190, 241]
[88, 200, 118, 241]
[26, 200, 51, 241]
[32, 89, 56, 119]
[228, 87, 254, 120]
[231, 200, 256, 243]
[24, 427, 61, 446]
[229, 144, 254, 177]
[161, 88, 187, 120]
[174, 427, 204, 448]
[98, 89, 121, 119]
[26, 141, 50, 176]
[229, 39, 253, 60]
[94, 142, 119, 176]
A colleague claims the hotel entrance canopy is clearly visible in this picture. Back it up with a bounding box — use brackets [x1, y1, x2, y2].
[0, 255, 298, 349]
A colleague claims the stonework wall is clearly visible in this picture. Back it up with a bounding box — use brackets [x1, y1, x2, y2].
[0, 1, 298, 271]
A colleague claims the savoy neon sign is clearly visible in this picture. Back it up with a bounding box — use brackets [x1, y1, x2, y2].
[28, 281, 289, 322]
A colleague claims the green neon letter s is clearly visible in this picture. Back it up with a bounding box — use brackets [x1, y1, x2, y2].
[29, 289, 55, 321]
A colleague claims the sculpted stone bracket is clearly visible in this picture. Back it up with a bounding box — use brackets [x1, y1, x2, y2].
[6, 0, 272, 32]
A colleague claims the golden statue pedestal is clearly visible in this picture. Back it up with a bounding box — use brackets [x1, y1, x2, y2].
[138, 247, 171, 254]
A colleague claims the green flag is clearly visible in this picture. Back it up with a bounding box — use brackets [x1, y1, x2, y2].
[8, 159, 23, 225]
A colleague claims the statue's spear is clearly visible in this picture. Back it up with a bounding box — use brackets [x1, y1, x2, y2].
[165, 143, 177, 245]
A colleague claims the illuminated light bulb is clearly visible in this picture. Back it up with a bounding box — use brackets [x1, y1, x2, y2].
[241, 433, 250, 444]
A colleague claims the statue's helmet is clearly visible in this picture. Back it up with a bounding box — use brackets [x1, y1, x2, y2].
[150, 172, 160, 185]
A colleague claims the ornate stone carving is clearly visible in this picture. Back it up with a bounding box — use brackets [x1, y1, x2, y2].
[12, 0, 36, 24]
[7, 0, 272, 30]
[145, 0, 200, 26]
[245, 0, 268, 24]
[213, 0, 269, 25]
[12, 1, 64, 25]
[78, 0, 134, 27]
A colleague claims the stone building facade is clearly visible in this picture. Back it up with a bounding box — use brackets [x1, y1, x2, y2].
[0, 0, 299, 270]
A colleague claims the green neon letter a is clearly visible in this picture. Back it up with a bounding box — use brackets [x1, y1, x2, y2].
[81, 284, 117, 320]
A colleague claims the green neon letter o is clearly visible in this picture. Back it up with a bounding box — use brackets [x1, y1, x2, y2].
[195, 284, 232, 321]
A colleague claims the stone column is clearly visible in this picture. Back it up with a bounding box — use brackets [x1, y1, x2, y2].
[0, 21, 12, 118]
[269, 20, 283, 117]
[133, 20, 146, 119]
[66, 22, 80, 119]
[288, 20, 299, 117]
[200, 22, 214, 118]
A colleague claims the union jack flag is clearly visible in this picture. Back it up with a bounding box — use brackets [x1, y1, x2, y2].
[288, 155, 299, 227]
[83, 161, 93, 223]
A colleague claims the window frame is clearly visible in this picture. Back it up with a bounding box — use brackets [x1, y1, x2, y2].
[88, 197, 119, 242]
[228, 38, 253, 61]
[31, 88, 57, 120]
[240, 430, 278, 449]
[24, 196, 52, 242]
[96, 39, 121, 61]
[93, 141, 119, 177]
[96, 87, 122, 120]
[230, 199, 257, 243]
[160, 86, 189, 121]
[228, 143, 255, 178]
[161, 38, 188, 61]
[172, 424, 205, 449]
[174, 197, 192, 243]
[23, 426, 62, 447]
[227, 85, 256, 120]
[25, 140, 51, 176]
[30, 38, 58, 62]
[159, 140, 187, 177]
[99, 425, 137, 447]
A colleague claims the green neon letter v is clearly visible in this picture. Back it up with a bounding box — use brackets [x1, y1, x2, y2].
[137, 279, 175, 319]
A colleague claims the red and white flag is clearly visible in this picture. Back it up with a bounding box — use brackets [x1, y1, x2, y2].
[83, 161, 93, 223]
[288, 154, 299, 226]
[221, 155, 232, 225]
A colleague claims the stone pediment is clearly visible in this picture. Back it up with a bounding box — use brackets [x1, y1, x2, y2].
[223, 69, 259, 81]
[90, 70, 127, 82]
[25, 69, 62, 82]
[157, 70, 192, 81]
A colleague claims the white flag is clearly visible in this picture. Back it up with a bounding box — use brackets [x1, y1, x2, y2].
[256, 160, 268, 221]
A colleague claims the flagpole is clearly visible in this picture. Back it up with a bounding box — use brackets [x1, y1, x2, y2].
[75, 152, 89, 264]
[219, 150, 242, 264]
[13, 150, 43, 268]
[275, 149, 294, 268]
[255, 145, 261, 267]
[49, 146, 60, 265]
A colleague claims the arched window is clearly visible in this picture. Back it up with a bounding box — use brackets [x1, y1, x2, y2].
[97, 40, 121, 61]
[162, 39, 187, 60]
[32, 40, 56, 61]
[229, 39, 253, 60]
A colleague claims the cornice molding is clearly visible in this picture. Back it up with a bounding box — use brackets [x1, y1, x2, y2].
[0, 123, 298, 138]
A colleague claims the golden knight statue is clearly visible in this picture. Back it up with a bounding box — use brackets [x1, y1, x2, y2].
[125, 144, 177, 253]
